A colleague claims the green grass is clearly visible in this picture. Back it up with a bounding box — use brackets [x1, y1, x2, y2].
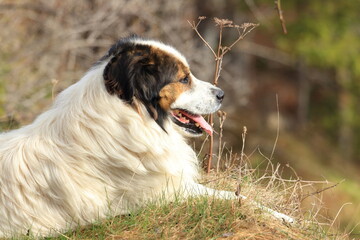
[7, 170, 349, 240]
[44, 198, 283, 240]
[31, 196, 344, 240]
[55, 197, 246, 240]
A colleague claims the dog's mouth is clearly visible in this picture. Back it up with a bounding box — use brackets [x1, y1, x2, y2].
[171, 109, 213, 136]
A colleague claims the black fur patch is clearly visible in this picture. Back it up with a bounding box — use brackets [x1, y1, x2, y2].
[102, 37, 182, 131]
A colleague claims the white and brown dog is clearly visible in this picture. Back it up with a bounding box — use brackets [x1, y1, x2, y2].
[0, 37, 292, 237]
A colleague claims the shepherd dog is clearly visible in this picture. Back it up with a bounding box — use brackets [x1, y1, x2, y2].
[0, 36, 293, 237]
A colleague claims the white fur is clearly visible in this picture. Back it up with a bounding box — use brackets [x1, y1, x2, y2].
[0, 61, 233, 237]
[171, 74, 222, 114]
[133, 38, 189, 66]
[0, 40, 293, 237]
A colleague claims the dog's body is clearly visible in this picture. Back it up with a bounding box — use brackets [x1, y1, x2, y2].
[0, 37, 234, 237]
[0, 37, 294, 237]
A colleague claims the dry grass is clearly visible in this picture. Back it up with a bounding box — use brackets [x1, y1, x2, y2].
[8, 146, 348, 240]
[24, 161, 348, 240]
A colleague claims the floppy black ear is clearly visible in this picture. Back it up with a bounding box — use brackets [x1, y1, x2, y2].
[103, 48, 137, 102]
[103, 44, 169, 130]
[103, 45, 157, 103]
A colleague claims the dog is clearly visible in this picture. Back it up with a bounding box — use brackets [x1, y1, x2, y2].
[0, 36, 293, 237]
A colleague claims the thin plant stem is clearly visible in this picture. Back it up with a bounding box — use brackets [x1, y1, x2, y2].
[275, 0, 288, 34]
[188, 17, 258, 173]
[216, 111, 226, 173]
[270, 94, 280, 161]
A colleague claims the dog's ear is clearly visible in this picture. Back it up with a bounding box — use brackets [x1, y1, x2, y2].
[103, 48, 138, 102]
[103, 46, 169, 130]
[103, 46, 159, 104]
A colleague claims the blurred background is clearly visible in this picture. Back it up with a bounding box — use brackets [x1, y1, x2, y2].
[0, 0, 359, 234]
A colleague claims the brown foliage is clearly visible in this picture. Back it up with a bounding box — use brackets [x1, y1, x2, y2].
[0, 0, 202, 123]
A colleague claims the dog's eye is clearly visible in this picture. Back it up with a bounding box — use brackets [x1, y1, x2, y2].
[179, 76, 189, 84]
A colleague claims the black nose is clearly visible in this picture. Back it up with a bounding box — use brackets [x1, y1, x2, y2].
[212, 88, 225, 102]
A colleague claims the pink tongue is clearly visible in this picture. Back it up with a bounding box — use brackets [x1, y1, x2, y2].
[181, 111, 213, 136]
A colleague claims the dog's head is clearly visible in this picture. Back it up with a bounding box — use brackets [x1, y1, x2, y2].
[101, 36, 224, 137]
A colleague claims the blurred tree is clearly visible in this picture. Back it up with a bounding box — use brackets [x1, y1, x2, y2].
[277, 0, 360, 161]
[0, 0, 198, 124]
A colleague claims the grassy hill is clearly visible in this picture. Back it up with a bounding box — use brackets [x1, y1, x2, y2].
[8, 167, 350, 240]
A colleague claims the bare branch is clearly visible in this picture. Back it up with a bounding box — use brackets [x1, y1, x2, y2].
[222, 23, 259, 56]
[275, 0, 288, 34]
[216, 110, 227, 172]
[270, 94, 280, 161]
[187, 18, 217, 58]
[300, 181, 343, 202]
[189, 17, 258, 173]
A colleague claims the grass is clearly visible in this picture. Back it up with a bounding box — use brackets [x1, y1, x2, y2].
[61, 199, 292, 240]
[7, 166, 350, 240]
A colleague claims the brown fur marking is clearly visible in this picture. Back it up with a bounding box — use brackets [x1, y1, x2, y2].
[149, 46, 192, 111]
[159, 82, 191, 110]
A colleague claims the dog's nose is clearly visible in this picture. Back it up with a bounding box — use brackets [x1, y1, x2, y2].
[212, 88, 225, 103]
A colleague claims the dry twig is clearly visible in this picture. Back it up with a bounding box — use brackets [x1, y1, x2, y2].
[301, 181, 343, 202]
[274, 0, 288, 34]
[188, 17, 258, 173]
[270, 94, 280, 161]
[236, 126, 248, 200]
[216, 110, 227, 172]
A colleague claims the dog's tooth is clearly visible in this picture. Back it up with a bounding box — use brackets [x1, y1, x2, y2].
[195, 123, 200, 127]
